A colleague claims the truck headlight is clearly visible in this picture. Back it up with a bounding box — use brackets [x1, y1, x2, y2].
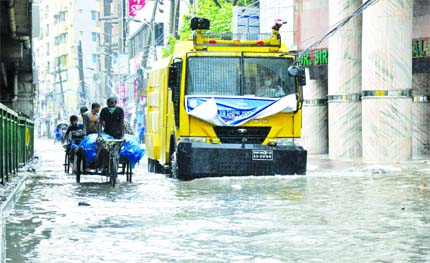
[180, 137, 207, 143]
[275, 138, 294, 146]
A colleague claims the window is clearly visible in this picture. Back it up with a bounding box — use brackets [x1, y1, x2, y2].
[53, 14, 59, 24]
[60, 32, 68, 43]
[186, 57, 240, 96]
[243, 57, 296, 96]
[91, 10, 97, 20]
[92, 54, 97, 63]
[91, 32, 98, 42]
[153, 22, 164, 46]
[186, 55, 297, 97]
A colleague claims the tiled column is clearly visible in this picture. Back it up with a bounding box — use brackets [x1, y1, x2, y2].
[412, 73, 430, 159]
[328, 0, 362, 160]
[301, 69, 328, 154]
[362, 0, 413, 162]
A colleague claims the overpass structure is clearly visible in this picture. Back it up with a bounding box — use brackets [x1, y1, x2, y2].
[0, 0, 35, 118]
[0, 0, 35, 182]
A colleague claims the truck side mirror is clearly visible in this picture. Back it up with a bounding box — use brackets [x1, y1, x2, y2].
[288, 65, 306, 86]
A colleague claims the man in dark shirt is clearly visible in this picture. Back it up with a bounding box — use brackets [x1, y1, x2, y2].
[99, 97, 125, 139]
[65, 115, 80, 138]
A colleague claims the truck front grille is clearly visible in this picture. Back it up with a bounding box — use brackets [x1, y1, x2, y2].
[213, 126, 271, 144]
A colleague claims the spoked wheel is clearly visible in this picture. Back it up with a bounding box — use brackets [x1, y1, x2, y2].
[109, 157, 118, 187]
[64, 150, 70, 173]
[75, 155, 81, 183]
[126, 162, 132, 182]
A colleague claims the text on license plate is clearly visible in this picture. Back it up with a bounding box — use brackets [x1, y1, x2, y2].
[252, 150, 273, 160]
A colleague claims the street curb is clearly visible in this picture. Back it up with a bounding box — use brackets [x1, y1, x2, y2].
[0, 174, 29, 263]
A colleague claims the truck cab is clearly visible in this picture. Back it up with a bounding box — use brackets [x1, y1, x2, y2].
[146, 17, 307, 180]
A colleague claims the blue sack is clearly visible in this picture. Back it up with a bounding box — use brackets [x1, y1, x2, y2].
[120, 135, 145, 168]
[78, 133, 114, 162]
[54, 129, 61, 140]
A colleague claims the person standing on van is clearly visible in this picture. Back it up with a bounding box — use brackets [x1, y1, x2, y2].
[83, 102, 101, 134]
[99, 97, 125, 139]
[78, 106, 88, 130]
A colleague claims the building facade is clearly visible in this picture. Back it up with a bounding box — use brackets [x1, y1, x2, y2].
[33, 0, 101, 136]
[293, 0, 430, 162]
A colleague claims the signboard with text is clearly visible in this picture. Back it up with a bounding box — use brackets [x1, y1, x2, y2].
[112, 52, 129, 75]
[300, 38, 430, 68]
[300, 49, 328, 67]
[129, 0, 145, 17]
[413, 38, 429, 58]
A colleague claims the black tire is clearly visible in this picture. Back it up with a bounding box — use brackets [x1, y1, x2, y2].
[148, 158, 154, 173]
[125, 162, 129, 181]
[154, 160, 164, 174]
[109, 157, 118, 187]
[169, 135, 177, 178]
[64, 150, 69, 173]
[126, 162, 132, 182]
[75, 156, 81, 183]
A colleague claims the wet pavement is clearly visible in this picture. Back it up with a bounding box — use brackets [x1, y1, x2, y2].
[4, 138, 430, 262]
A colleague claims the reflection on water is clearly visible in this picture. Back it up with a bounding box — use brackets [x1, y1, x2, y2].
[5, 140, 430, 262]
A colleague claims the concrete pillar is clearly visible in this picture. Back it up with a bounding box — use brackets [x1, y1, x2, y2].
[412, 73, 430, 159]
[411, 0, 430, 160]
[328, 0, 362, 160]
[362, 0, 413, 162]
[301, 69, 328, 154]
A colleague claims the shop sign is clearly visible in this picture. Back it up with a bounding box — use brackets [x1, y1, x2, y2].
[299, 37, 430, 68]
[412, 38, 429, 58]
[129, 0, 145, 17]
[300, 49, 328, 67]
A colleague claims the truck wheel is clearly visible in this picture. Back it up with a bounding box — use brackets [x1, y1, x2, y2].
[154, 160, 164, 174]
[148, 158, 155, 173]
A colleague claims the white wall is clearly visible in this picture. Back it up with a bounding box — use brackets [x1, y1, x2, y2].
[259, 0, 295, 49]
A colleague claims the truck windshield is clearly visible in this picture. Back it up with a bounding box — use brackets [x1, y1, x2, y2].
[186, 56, 297, 98]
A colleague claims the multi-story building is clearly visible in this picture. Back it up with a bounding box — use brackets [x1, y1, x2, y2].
[126, 0, 175, 127]
[33, 0, 100, 136]
[292, 0, 430, 162]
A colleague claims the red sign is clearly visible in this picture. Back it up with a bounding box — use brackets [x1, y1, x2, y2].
[129, 0, 145, 17]
[119, 82, 126, 106]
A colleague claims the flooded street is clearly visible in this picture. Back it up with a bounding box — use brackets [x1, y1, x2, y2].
[5, 138, 430, 262]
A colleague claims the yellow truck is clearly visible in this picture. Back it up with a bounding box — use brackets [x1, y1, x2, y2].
[146, 17, 307, 180]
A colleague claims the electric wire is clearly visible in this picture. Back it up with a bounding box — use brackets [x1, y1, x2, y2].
[295, 0, 380, 64]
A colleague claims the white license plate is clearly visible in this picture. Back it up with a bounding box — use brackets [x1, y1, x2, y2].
[252, 150, 273, 160]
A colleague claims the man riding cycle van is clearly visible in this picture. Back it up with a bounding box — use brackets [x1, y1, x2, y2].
[99, 97, 125, 139]
[65, 115, 81, 139]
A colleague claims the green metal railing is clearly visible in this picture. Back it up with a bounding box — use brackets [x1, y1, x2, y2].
[0, 103, 34, 185]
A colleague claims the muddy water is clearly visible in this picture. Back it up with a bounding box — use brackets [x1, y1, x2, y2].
[5, 139, 430, 262]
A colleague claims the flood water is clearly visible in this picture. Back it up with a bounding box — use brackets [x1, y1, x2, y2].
[5, 138, 430, 262]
